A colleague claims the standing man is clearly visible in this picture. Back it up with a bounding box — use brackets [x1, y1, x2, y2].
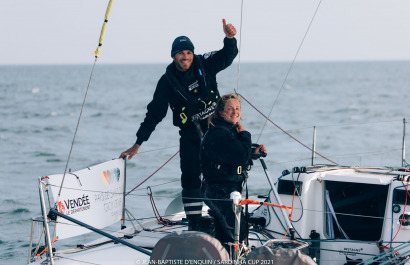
[120, 19, 238, 230]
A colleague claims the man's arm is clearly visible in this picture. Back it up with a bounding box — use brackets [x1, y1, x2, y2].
[119, 76, 170, 160]
[202, 19, 239, 75]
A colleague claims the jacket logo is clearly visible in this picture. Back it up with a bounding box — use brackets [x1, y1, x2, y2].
[191, 103, 216, 121]
[203, 51, 216, 60]
[188, 80, 199, 91]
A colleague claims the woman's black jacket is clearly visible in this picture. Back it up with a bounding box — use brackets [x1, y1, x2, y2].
[200, 118, 252, 184]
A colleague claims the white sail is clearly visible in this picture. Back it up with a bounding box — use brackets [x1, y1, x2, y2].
[47, 158, 125, 239]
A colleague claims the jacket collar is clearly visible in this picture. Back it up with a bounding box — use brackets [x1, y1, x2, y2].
[212, 117, 237, 131]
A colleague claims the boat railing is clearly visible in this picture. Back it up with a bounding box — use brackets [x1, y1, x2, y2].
[37, 177, 55, 265]
[28, 216, 46, 264]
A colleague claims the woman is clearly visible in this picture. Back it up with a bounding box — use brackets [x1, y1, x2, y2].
[200, 93, 267, 250]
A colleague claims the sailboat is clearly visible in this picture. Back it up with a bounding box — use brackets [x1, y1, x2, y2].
[27, 148, 410, 265]
[26, 1, 410, 265]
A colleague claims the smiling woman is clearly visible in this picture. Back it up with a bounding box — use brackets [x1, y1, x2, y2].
[219, 94, 242, 124]
[200, 93, 267, 250]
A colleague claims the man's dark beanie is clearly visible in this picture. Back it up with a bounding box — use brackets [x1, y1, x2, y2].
[171, 36, 194, 57]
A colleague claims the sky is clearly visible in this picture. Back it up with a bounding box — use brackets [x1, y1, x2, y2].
[2, 0, 410, 65]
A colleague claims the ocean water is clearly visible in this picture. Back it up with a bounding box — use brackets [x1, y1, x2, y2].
[1, 61, 410, 264]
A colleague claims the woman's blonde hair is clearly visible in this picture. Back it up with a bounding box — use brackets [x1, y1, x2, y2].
[208, 93, 240, 126]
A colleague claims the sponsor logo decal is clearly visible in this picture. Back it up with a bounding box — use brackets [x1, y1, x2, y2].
[94, 186, 123, 216]
[340, 247, 364, 256]
[99, 168, 120, 185]
[58, 201, 66, 214]
[59, 194, 91, 216]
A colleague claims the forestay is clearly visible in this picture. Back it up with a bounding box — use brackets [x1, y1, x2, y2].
[47, 158, 125, 239]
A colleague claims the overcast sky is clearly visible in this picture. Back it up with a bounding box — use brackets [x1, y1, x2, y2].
[2, 0, 410, 65]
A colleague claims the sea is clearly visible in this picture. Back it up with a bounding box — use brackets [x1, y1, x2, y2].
[1, 61, 410, 264]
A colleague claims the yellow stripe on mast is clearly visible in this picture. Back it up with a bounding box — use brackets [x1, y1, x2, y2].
[93, 0, 114, 58]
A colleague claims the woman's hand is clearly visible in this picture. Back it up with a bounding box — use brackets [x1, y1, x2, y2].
[236, 122, 245, 133]
[255, 144, 267, 155]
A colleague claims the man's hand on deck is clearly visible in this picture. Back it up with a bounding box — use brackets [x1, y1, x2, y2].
[119, 143, 140, 160]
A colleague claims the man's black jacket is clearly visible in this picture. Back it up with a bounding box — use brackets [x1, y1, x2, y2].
[135, 37, 238, 146]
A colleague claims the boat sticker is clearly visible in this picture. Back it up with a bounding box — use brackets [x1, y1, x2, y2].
[58, 201, 66, 214]
[99, 168, 121, 185]
[340, 247, 363, 256]
[62, 194, 91, 216]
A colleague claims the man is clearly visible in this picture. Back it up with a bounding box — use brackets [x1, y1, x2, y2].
[120, 19, 238, 230]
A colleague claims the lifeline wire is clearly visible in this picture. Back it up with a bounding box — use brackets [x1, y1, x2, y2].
[236, 0, 244, 93]
[256, 0, 323, 143]
[48, 182, 407, 224]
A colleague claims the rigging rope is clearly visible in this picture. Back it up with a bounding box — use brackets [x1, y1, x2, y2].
[386, 179, 409, 248]
[240, 199, 293, 217]
[57, 58, 98, 202]
[36, 237, 58, 257]
[256, 0, 323, 143]
[126, 150, 180, 196]
[236, 0, 244, 93]
[147, 186, 174, 227]
[239, 92, 338, 165]
[56, 0, 114, 203]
